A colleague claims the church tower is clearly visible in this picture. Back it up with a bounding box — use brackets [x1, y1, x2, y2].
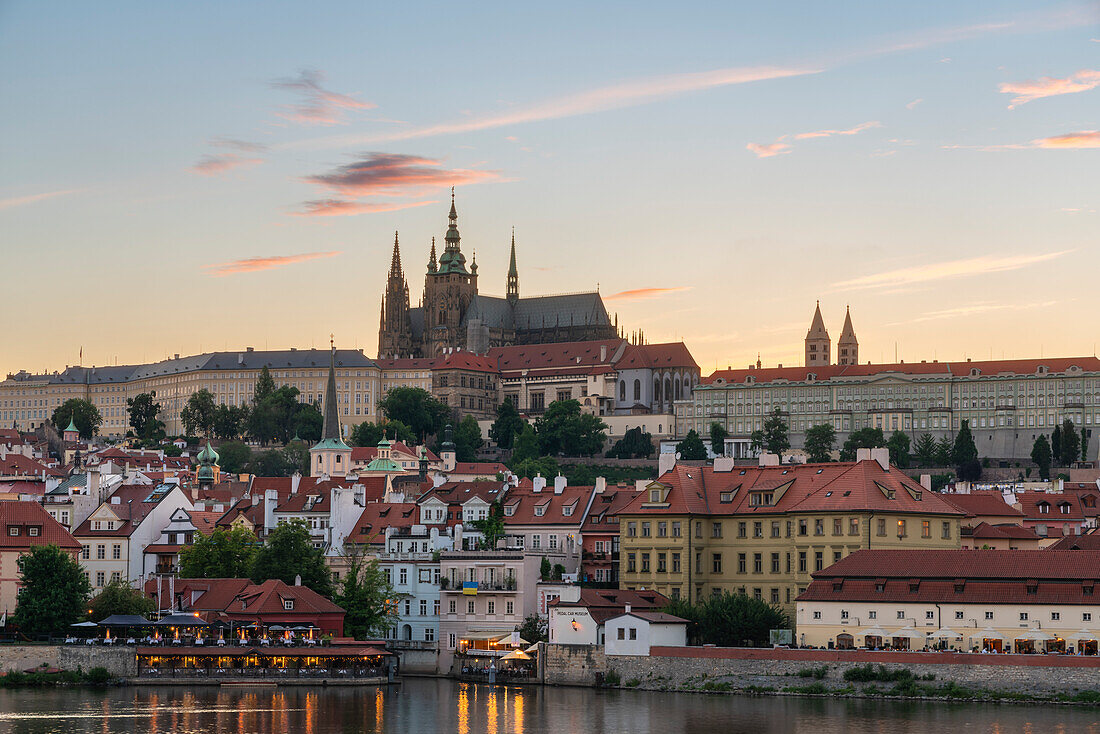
[506, 228, 519, 304]
[310, 342, 352, 478]
[422, 189, 478, 356]
[837, 306, 859, 366]
[805, 302, 831, 366]
[378, 232, 414, 358]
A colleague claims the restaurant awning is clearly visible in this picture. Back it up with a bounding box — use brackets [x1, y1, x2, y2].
[972, 627, 1005, 641]
[495, 633, 529, 645]
[926, 627, 963, 639]
[1070, 629, 1097, 641]
[461, 631, 512, 641]
[1014, 629, 1054, 642]
[98, 614, 152, 627]
[155, 613, 211, 627]
[501, 650, 532, 661]
[891, 627, 926, 640]
[859, 626, 890, 638]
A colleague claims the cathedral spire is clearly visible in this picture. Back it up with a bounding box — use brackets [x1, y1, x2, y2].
[389, 231, 404, 279]
[319, 341, 346, 445]
[506, 227, 519, 303]
[837, 305, 859, 366]
[427, 236, 437, 273]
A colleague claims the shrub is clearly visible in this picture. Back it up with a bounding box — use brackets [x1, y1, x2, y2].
[602, 670, 620, 687]
[796, 665, 828, 679]
[784, 682, 829, 694]
[624, 678, 641, 688]
[700, 680, 732, 692]
[85, 667, 111, 685]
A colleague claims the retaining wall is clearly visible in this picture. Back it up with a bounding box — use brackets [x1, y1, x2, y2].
[0, 645, 135, 678]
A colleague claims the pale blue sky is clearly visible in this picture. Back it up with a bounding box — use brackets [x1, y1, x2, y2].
[2, 1, 1097, 374]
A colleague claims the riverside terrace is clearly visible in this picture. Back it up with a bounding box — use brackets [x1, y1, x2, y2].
[135, 644, 394, 683]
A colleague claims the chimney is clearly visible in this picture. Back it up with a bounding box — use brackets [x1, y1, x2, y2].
[624, 603, 631, 614]
[87, 468, 101, 498]
[454, 523, 463, 550]
[758, 452, 780, 467]
[533, 474, 546, 493]
[291, 471, 301, 494]
[554, 474, 567, 494]
[856, 448, 872, 463]
[600, 345, 607, 362]
[920, 474, 932, 491]
[658, 452, 677, 476]
[294, 574, 302, 587]
[594, 477, 607, 494]
[264, 489, 278, 532]
[870, 448, 890, 471]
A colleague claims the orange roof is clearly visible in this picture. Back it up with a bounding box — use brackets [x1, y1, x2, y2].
[349, 503, 419, 544]
[433, 351, 499, 373]
[0, 501, 80, 550]
[615, 342, 698, 370]
[503, 485, 594, 526]
[941, 492, 1024, 518]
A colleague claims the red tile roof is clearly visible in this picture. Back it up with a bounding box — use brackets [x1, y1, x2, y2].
[349, 503, 419, 544]
[433, 352, 499, 373]
[450, 462, 507, 476]
[1014, 492, 1088, 521]
[967, 522, 1040, 540]
[417, 480, 505, 506]
[615, 342, 698, 370]
[550, 588, 670, 624]
[0, 501, 80, 550]
[1046, 530, 1100, 551]
[503, 485, 594, 526]
[489, 339, 623, 378]
[581, 486, 642, 533]
[704, 357, 1100, 385]
[941, 492, 1025, 519]
[0, 454, 64, 478]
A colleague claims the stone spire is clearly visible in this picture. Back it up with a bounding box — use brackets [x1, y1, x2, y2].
[311, 339, 351, 477]
[427, 237, 437, 273]
[805, 301, 831, 367]
[437, 189, 468, 274]
[321, 340, 342, 442]
[506, 227, 519, 303]
[379, 232, 413, 358]
[837, 305, 859, 366]
[389, 231, 403, 279]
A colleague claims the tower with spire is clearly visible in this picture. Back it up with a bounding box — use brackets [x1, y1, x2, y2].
[310, 340, 352, 477]
[378, 232, 415, 358]
[506, 227, 519, 304]
[837, 306, 859, 366]
[805, 302, 831, 366]
[422, 188, 477, 356]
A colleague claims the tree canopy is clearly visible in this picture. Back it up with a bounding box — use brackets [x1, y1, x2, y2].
[709, 422, 729, 457]
[803, 424, 836, 463]
[213, 404, 249, 440]
[249, 385, 315, 446]
[675, 429, 707, 461]
[489, 397, 524, 450]
[913, 433, 937, 467]
[179, 526, 259, 579]
[886, 430, 911, 468]
[453, 415, 484, 462]
[750, 408, 790, 461]
[217, 441, 253, 474]
[87, 578, 155, 620]
[127, 392, 165, 441]
[251, 521, 334, 598]
[1059, 419, 1079, 466]
[350, 420, 415, 448]
[1031, 434, 1052, 481]
[13, 545, 91, 636]
[534, 400, 607, 457]
[181, 389, 217, 436]
[952, 420, 981, 481]
[839, 427, 885, 462]
[605, 427, 654, 459]
[663, 591, 789, 647]
[471, 500, 506, 550]
[378, 387, 451, 442]
[51, 399, 101, 440]
[335, 548, 397, 640]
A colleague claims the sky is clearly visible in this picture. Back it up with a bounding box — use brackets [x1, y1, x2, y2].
[1, 1, 1098, 377]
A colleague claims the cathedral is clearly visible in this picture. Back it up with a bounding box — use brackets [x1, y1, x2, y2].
[378, 192, 617, 358]
[804, 302, 859, 367]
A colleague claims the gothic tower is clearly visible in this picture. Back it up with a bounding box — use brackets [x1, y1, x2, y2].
[310, 342, 352, 478]
[837, 306, 859, 366]
[506, 227, 519, 304]
[422, 189, 477, 356]
[378, 231, 414, 358]
[805, 301, 831, 367]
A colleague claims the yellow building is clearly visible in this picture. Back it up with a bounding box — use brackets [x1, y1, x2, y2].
[1, 348, 381, 437]
[617, 449, 963, 614]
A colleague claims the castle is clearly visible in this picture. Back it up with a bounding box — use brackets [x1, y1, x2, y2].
[378, 192, 617, 358]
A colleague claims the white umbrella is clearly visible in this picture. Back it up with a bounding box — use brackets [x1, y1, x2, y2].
[972, 627, 1005, 641]
[501, 650, 532, 661]
[860, 626, 890, 639]
[891, 626, 926, 640]
[524, 643, 539, 654]
[927, 627, 963, 639]
[1070, 629, 1097, 641]
[1014, 629, 1054, 642]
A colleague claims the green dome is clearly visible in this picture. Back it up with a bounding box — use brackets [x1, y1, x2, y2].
[64, 416, 78, 434]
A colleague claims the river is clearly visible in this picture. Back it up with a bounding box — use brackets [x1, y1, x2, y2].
[0, 679, 1095, 733]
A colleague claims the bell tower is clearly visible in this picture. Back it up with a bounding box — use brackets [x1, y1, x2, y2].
[837, 306, 859, 366]
[805, 302, 831, 367]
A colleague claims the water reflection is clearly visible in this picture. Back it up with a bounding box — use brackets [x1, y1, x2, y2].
[0, 680, 1096, 734]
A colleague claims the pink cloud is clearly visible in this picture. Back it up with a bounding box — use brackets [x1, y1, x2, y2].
[793, 121, 881, 140]
[906, 98, 924, 109]
[1000, 69, 1100, 108]
[272, 69, 375, 126]
[1034, 130, 1100, 148]
[746, 141, 792, 158]
[203, 251, 342, 277]
[304, 153, 501, 197]
[190, 153, 264, 176]
[605, 287, 692, 301]
[0, 189, 81, 211]
[292, 199, 437, 218]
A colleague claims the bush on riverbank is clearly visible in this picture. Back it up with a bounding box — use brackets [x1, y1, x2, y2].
[0, 666, 112, 687]
[842, 664, 934, 683]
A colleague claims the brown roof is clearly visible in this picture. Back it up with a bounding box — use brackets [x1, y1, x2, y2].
[614, 342, 698, 370]
[433, 352, 499, 373]
[1046, 530, 1100, 551]
[967, 522, 1040, 540]
[417, 481, 505, 506]
[941, 492, 1025, 519]
[349, 503, 419, 544]
[0, 501, 81, 550]
[1015, 492, 1089, 521]
[0, 454, 64, 478]
[450, 462, 507, 476]
[581, 485, 642, 533]
[503, 485, 594, 526]
[551, 588, 670, 624]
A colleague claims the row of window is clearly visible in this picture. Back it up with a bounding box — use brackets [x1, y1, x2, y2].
[80, 543, 123, 560]
[625, 518, 952, 540]
[444, 598, 515, 616]
[627, 548, 846, 575]
[815, 609, 1095, 623]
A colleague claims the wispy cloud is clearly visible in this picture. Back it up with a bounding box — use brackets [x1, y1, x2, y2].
[292, 199, 436, 218]
[190, 153, 264, 176]
[1000, 69, 1100, 108]
[906, 98, 924, 109]
[832, 250, 1072, 291]
[303, 153, 501, 197]
[0, 189, 81, 211]
[210, 137, 268, 153]
[272, 69, 374, 125]
[887, 300, 1059, 325]
[944, 130, 1100, 151]
[605, 286, 692, 301]
[204, 251, 342, 277]
[747, 121, 880, 158]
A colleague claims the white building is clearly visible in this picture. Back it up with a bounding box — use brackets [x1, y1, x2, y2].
[377, 525, 451, 643]
[604, 611, 688, 656]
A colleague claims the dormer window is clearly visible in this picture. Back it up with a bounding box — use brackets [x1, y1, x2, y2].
[749, 492, 774, 507]
[535, 506, 546, 517]
[504, 505, 516, 517]
[1038, 502, 1050, 514]
[7, 527, 18, 537]
[28, 527, 39, 537]
[649, 489, 662, 503]
[562, 505, 574, 517]
[720, 492, 733, 503]
[1059, 503, 1071, 515]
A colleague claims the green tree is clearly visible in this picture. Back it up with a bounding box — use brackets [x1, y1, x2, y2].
[1051, 425, 1062, 466]
[180, 389, 217, 436]
[179, 526, 259, 578]
[934, 435, 953, 466]
[1060, 419, 1079, 466]
[87, 578, 155, 621]
[13, 545, 91, 636]
[517, 613, 548, 643]
[511, 424, 540, 464]
[664, 591, 789, 647]
[605, 427, 654, 459]
[1031, 434, 1052, 481]
[709, 422, 730, 457]
[472, 500, 506, 550]
[750, 408, 790, 461]
[675, 429, 708, 461]
[534, 400, 607, 457]
[212, 404, 248, 440]
[350, 420, 415, 448]
[254, 366, 276, 403]
[886, 430, 911, 468]
[251, 520, 333, 598]
[283, 442, 311, 476]
[1083, 428, 1091, 462]
[952, 420, 981, 481]
[293, 402, 323, 443]
[510, 456, 558, 480]
[913, 433, 937, 467]
[803, 424, 836, 463]
[453, 415, 484, 462]
[336, 547, 398, 640]
[51, 398, 102, 440]
[216, 441, 253, 474]
[127, 392, 164, 440]
[539, 557, 552, 581]
[378, 387, 451, 442]
[246, 449, 296, 477]
[839, 427, 886, 462]
[489, 397, 525, 450]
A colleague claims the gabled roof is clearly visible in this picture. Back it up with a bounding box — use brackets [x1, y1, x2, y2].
[966, 522, 1040, 540]
[1015, 491, 1087, 520]
[502, 485, 594, 526]
[0, 453, 64, 478]
[1047, 530, 1100, 551]
[941, 492, 1025, 519]
[433, 351, 499, 373]
[417, 480, 504, 507]
[614, 342, 698, 370]
[581, 485, 643, 533]
[450, 461, 507, 476]
[348, 503, 419, 545]
[0, 501, 81, 550]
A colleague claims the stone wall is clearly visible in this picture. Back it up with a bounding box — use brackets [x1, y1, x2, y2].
[58, 645, 137, 677]
[542, 643, 607, 686]
[545, 645, 1100, 696]
[0, 645, 59, 673]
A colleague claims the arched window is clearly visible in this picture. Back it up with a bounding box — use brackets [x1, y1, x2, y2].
[654, 378, 661, 401]
[675, 379, 682, 400]
[619, 380, 626, 402]
[633, 379, 641, 401]
[664, 377, 672, 404]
